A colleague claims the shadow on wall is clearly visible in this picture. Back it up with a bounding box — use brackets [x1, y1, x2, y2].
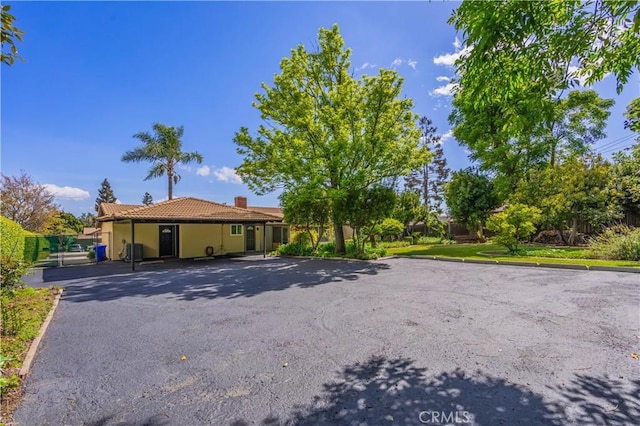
[56, 257, 391, 303]
[229, 356, 639, 426]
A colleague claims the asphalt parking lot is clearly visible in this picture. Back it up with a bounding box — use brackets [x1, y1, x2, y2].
[15, 257, 640, 425]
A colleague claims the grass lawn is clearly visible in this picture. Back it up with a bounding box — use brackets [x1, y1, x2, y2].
[1, 286, 58, 422]
[387, 243, 640, 268]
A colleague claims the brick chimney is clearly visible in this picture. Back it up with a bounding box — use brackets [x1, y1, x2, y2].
[234, 196, 247, 209]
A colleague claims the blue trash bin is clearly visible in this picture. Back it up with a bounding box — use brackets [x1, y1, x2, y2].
[95, 244, 107, 262]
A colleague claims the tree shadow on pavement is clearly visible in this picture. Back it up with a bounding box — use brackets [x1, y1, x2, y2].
[59, 257, 391, 303]
[231, 355, 639, 426]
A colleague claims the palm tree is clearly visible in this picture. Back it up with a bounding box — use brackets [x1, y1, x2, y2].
[122, 123, 203, 200]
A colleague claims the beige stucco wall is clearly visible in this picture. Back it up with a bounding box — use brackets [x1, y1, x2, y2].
[99, 221, 268, 259]
[99, 221, 113, 259]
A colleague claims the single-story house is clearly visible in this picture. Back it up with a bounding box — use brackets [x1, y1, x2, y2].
[97, 196, 285, 267]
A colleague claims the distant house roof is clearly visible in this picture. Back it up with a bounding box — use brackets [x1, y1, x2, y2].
[97, 197, 282, 223]
[247, 206, 284, 221]
[81, 227, 100, 235]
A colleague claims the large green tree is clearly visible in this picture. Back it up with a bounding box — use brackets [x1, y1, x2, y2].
[444, 168, 501, 239]
[449, 1, 638, 119]
[405, 116, 449, 214]
[451, 90, 614, 196]
[122, 123, 203, 200]
[280, 184, 331, 251]
[95, 178, 117, 213]
[234, 25, 424, 253]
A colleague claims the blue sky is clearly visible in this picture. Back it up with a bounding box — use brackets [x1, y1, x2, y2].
[2, 1, 638, 216]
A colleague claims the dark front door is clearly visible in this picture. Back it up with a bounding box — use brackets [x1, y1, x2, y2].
[159, 225, 175, 257]
[246, 225, 256, 251]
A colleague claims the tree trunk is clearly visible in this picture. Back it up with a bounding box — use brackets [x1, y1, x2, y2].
[168, 172, 173, 200]
[334, 221, 345, 253]
[568, 217, 578, 246]
[557, 225, 568, 245]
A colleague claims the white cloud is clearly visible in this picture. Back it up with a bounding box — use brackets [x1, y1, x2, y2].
[156, 196, 168, 203]
[43, 184, 90, 200]
[407, 59, 417, 70]
[453, 37, 462, 50]
[433, 51, 463, 67]
[114, 199, 122, 204]
[358, 62, 376, 71]
[196, 165, 211, 176]
[391, 57, 403, 67]
[429, 82, 457, 97]
[212, 166, 242, 184]
[440, 130, 454, 143]
[436, 76, 451, 82]
[177, 164, 192, 172]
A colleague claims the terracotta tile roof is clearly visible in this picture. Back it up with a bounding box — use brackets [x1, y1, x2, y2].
[99, 203, 143, 216]
[247, 206, 284, 220]
[97, 197, 282, 222]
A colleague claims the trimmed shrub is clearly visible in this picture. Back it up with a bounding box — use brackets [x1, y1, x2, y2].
[0, 217, 24, 260]
[317, 242, 336, 253]
[587, 225, 640, 261]
[23, 231, 50, 262]
[275, 242, 315, 257]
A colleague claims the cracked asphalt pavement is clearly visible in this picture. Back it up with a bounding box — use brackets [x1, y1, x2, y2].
[15, 257, 640, 425]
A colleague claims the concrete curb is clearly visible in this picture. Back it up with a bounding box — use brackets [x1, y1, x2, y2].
[19, 288, 63, 378]
[394, 255, 640, 273]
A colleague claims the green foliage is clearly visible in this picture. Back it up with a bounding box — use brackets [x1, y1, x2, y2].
[0, 256, 27, 292]
[377, 218, 404, 240]
[392, 190, 423, 231]
[291, 229, 319, 247]
[0, 216, 24, 260]
[23, 231, 50, 262]
[524, 248, 588, 259]
[122, 123, 203, 200]
[379, 240, 411, 249]
[95, 178, 117, 213]
[281, 185, 331, 249]
[316, 242, 336, 254]
[444, 169, 500, 236]
[624, 97, 640, 133]
[587, 225, 640, 261]
[450, 1, 638, 123]
[234, 24, 425, 253]
[405, 116, 448, 213]
[1, 4, 24, 66]
[514, 155, 618, 245]
[274, 242, 315, 256]
[87, 248, 96, 260]
[486, 204, 542, 253]
[611, 143, 640, 214]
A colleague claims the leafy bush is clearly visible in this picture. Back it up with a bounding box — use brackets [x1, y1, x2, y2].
[587, 225, 640, 261]
[486, 204, 541, 253]
[23, 231, 50, 262]
[317, 242, 336, 253]
[87, 249, 96, 260]
[0, 256, 27, 292]
[0, 217, 24, 260]
[378, 218, 404, 241]
[291, 229, 318, 247]
[415, 236, 452, 245]
[275, 242, 315, 256]
[379, 240, 411, 248]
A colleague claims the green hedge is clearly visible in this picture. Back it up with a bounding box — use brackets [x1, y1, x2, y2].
[0, 217, 24, 261]
[23, 231, 50, 262]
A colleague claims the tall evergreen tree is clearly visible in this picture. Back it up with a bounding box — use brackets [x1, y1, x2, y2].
[142, 192, 153, 205]
[405, 116, 450, 213]
[95, 178, 117, 213]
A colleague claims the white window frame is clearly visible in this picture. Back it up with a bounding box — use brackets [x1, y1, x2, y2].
[231, 224, 243, 236]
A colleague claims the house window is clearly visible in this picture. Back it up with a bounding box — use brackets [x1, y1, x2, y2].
[282, 228, 289, 244]
[231, 224, 243, 236]
[273, 228, 281, 243]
